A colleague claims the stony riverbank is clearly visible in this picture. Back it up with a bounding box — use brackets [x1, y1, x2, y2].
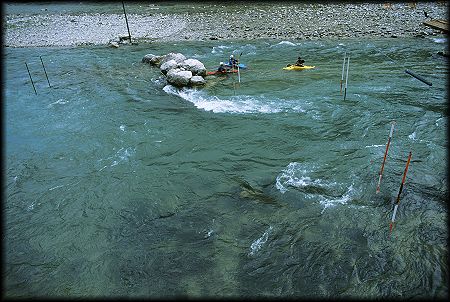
[4, 2, 448, 47]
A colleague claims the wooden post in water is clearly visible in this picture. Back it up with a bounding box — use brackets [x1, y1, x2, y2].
[25, 62, 37, 95]
[122, 1, 132, 43]
[40, 56, 51, 87]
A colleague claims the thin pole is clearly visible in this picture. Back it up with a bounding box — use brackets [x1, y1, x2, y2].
[340, 52, 346, 94]
[344, 56, 350, 100]
[122, 1, 132, 43]
[238, 64, 241, 83]
[389, 151, 412, 233]
[376, 121, 395, 193]
[405, 69, 432, 86]
[25, 62, 37, 95]
[40, 56, 51, 87]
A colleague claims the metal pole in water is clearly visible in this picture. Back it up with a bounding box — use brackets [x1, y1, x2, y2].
[122, 1, 132, 43]
[40, 56, 51, 87]
[405, 69, 432, 86]
[389, 151, 412, 233]
[376, 121, 395, 194]
[340, 52, 346, 94]
[344, 56, 350, 100]
[25, 62, 37, 95]
[238, 65, 241, 83]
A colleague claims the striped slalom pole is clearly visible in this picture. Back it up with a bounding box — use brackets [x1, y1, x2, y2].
[376, 121, 395, 193]
[340, 52, 346, 94]
[389, 151, 412, 233]
[344, 56, 350, 100]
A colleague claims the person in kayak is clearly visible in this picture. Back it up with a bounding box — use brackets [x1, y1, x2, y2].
[228, 55, 239, 67]
[217, 62, 226, 72]
[295, 56, 305, 67]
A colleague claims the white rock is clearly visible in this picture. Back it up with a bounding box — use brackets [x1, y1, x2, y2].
[160, 59, 178, 74]
[180, 58, 207, 76]
[166, 68, 192, 87]
[190, 75, 206, 86]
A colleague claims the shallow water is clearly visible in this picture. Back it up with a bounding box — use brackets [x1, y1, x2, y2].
[4, 37, 448, 298]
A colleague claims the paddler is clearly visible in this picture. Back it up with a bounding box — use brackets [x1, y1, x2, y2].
[295, 56, 305, 67]
[228, 54, 239, 67]
[217, 62, 226, 73]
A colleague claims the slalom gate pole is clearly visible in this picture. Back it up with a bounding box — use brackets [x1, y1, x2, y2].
[376, 121, 395, 194]
[389, 151, 412, 233]
[238, 65, 241, 83]
[405, 69, 432, 86]
[122, 1, 132, 43]
[25, 62, 37, 95]
[40, 56, 51, 87]
[341, 52, 346, 94]
[344, 56, 350, 100]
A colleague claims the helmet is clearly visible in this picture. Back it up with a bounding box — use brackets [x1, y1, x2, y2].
[220, 62, 224, 65]
[230, 55, 234, 58]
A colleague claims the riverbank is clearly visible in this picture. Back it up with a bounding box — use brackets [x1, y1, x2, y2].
[4, 2, 448, 47]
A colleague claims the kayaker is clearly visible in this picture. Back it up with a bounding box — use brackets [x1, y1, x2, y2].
[228, 55, 238, 67]
[217, 62, 226, 72]
[295, 56, 305, 67]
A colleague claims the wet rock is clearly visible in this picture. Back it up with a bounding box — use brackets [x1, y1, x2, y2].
[166, 68, 192, 87]
[159, 52, 186, 67]
[180, 58, 206, 76]
[190, 75, 206, 86]
[160, 59, 178, 75]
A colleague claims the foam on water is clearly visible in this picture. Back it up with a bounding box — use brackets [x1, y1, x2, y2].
[163, 85, 307, 114]
[276, 162, 354, 212]
[276, 162, 336, 194]
[248, 226, 273, 256]
[431, 37, 447, 44]
[271, 40, 297, 47]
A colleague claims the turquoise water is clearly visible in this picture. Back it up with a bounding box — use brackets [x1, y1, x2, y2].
[4, 37, 448, 298]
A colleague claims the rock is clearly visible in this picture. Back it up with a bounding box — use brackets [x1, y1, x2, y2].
[180, 58, 207, 76]
[109, 41, 120, 48]
[142, 54, 163, 66]
[166, 68, 192, 87]
[118, 35, 130, 42]
[159, 52, 186, 67]
[190, 76, 206, 86]
[160, 59, 178, 74]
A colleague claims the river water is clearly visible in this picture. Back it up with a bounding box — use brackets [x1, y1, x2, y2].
[4, 37, 448, 298]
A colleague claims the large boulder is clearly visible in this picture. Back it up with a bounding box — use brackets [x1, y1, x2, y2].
[180, 58, 206, 76]
[142, 54, 163, 66]
[166, 68, 192, 87]
[160, 59, 178, 75]
[159, 53, 186, 67]
[190, 76, 206, 86]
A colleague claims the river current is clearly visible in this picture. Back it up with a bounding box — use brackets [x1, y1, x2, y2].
[4, 37, 448, 298]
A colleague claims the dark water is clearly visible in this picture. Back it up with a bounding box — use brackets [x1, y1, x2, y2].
[4, 37, 448, 298]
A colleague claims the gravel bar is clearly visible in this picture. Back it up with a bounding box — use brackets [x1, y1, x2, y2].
[4, 2, 448, 47]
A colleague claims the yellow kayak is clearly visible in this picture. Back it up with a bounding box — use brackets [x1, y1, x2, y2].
[283, 65, 315, 70]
